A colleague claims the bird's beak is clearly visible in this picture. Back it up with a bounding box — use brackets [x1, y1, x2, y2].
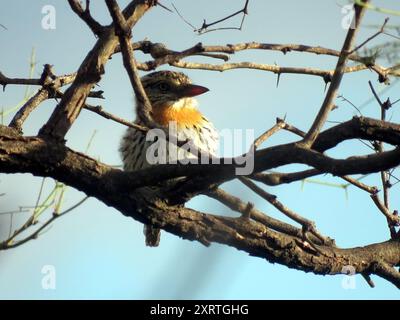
[179, 84, 209, 98]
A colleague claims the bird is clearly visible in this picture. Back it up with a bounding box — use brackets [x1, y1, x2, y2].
[119, 70, 218, 246]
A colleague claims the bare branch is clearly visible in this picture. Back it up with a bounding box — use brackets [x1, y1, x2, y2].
[239, 177, 329, 245]
[370, 193, 400, 226]
[2, 0, 400, 289]
[206, 188, 333, 245]
[0, 70, 76, 89]
[251, 169, 320, 186]
[252, 118, 285, 150]
[0, 196, 89, 250]
[368, 80, 397, 236]
[302, 1, 369, 147]
[195, 0, 249, 34]
[2, 124, 400, 286]
[105, 0, 155, 128]
[373, 261, 400, 289]
[350, 17, 390, 54]
[341, 175, 378, 194]
[38, 1, 154, 140]
[9, 88, 51, 132]
[67, 0, 105, 36]
[169, 60, 370, 79]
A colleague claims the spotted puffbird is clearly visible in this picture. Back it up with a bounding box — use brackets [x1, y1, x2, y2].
[119, 70, 218, 246]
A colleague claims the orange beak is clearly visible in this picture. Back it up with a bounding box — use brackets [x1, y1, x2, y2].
[179, 84, 209, 98]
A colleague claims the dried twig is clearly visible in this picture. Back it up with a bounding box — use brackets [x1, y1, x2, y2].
[0, 196, 89, 250]
[169, 60, 370, 79]
[369, 80, 398, 237]
[350, 18, 389, 54]
[239, 177, 329, 245]
[9, 88, 51, 132]
[252, 118, 285, 150]
[370, 193, 400, 226]
[0, 71, 76, 89]
[206, 188, 332, 246]
[195, 0, 249, 34]
[83, 104, 148, 132]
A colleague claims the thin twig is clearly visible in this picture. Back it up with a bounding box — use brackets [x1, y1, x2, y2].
[370, 193, 400, 226]
[252, 118, 285, 150]
[368, 80, 397, 236]
[350, 18, 389, 54]
[0, 196, 89, 250]
[341, 176, 378, 194]
[105, 0, 155, 128]
[83, 104, 148, 132]
[9, 88, 50, 132]
[196, 0, 249, 34]
[206, 188, 332, 245]
[169, 60, 370, 79]
[172, 3, 196, 30]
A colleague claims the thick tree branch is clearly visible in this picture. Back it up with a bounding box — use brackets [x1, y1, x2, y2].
[38, 0, 154, 141]
[2, 0, 400, 289]
[1, 125, 400, 287]
[239, 177, 329, 245]
[373, 262, 400, 289]
[8, 88, 51, 132]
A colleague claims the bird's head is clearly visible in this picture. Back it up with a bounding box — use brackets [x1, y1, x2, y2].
[140, 70, 209, 109]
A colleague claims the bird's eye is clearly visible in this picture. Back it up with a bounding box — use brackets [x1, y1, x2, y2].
[158, 82, 170, 92]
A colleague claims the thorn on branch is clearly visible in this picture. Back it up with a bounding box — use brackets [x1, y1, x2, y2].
[276, 73, 281, 88]
[281, 47, 291, 55]
[39, 64, 56, 85]
[323, 73, 332, 85]
[156, 1, 173, 13]
[382, 98, 392, 110]
[378, 73, 390, 84]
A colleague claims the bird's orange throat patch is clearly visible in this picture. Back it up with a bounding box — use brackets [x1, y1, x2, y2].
[152, 104, 205, 128]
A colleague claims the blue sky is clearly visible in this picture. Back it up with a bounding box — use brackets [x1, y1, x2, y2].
[1, 0, 400, 299]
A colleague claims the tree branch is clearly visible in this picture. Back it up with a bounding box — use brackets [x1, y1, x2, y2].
[302, 0, 369, 147]
[1, 124, 400, 286]
[206, 187, 333, 245]
[38, 0, 154, 141]
[105, 0, 155, 128]
[67, 0, 105, 36]
[239, 177, 329, 245]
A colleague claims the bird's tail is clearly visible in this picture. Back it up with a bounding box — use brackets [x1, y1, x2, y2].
[143, 224, 161, 247]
